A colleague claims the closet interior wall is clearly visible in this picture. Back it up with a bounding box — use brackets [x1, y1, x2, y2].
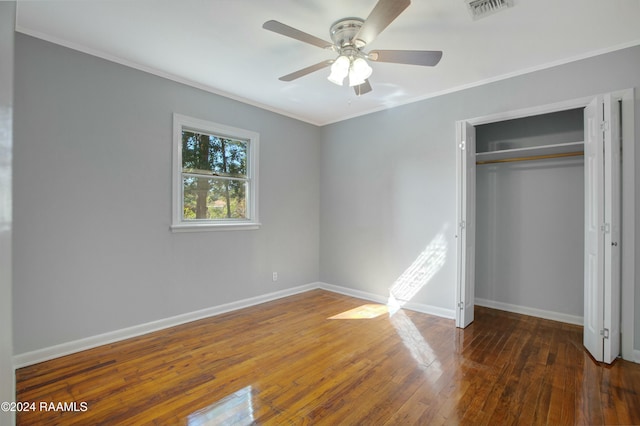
[475, 109, 586, 322]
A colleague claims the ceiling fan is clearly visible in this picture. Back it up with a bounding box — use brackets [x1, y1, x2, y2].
[263, 0, 443, 96]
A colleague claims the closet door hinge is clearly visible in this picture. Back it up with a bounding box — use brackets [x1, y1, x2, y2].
[459, 141, 466, 150]
[459, 221, 466, 229]
[601, 328, 610, 339]
[600, 120, 609, 131]
[458, 302, 464, 310]
[601, 223, 611, 234]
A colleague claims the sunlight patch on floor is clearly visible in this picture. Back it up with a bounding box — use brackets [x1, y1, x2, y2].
[328, 304, 389, 319]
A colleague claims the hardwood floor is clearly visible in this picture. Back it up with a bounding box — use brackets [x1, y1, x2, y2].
[15, 290, 640, 425]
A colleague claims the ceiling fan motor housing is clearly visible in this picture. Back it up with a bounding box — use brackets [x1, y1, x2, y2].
[330, 18, 365, 49]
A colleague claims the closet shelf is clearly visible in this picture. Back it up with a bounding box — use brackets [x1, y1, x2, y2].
[476, 141, 584, 165]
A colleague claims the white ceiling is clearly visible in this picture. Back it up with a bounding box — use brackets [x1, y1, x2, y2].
[15, 0, 640, 126]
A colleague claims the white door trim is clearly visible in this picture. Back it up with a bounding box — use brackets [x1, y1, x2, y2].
[618, 88, 635, 361]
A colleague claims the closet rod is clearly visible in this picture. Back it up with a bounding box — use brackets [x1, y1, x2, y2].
[476, 151, 584, 165]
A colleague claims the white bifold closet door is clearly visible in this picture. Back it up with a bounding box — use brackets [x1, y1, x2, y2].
[456, 121, 475, 328]
[583, 94, 621, 363]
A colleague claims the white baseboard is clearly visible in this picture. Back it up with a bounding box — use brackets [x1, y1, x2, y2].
[318, 282, 456, 320]
[475, 297, 583, 326]
[20, 283, 569, 369]
[13, 283, 318, 369]
[634, 350, 640, 364]
[319, 282, 389, 304]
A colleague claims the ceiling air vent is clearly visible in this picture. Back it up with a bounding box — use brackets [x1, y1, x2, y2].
[466, 0, 513, 20]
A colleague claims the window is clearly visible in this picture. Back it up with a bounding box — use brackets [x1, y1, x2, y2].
[172, 114, 259, 231]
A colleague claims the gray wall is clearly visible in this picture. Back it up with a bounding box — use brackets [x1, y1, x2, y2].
[0, 3, 15, 425]
[476, 157, 585, 317]
[13, 34, 321, 354]
[320, 45, 640, 350]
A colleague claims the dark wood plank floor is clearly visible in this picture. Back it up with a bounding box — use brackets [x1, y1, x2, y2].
[15, 289, 640, 425]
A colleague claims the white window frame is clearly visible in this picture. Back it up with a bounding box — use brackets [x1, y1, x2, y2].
[171, 113, 260, 232]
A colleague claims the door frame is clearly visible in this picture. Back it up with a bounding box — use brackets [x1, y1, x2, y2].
[455, 89, 635, 362]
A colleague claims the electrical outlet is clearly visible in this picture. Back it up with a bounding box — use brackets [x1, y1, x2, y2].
[272, 272, 278, 282]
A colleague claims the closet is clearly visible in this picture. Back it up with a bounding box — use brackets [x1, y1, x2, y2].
[455, 91, 633, 364]
[474, 109, 585, 325]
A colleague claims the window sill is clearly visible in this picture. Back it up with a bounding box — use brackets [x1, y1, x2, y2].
[170, 221, 261, 233]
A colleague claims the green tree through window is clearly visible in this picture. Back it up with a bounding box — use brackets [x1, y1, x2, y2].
[182, 130, 248, 220]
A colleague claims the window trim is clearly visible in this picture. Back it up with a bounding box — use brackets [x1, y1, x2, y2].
[171, 114, 260, 232]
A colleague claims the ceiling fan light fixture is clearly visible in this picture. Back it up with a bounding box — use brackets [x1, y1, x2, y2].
[348, 57, 372, 86]
[348, 74, 366, 87]
[327, 55, 350, 85]
[264, 0, 442, 96]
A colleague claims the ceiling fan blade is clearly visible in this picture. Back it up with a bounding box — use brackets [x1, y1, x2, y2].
[354, 0, 411, 47]
[263, 20, 334, 49]
[368, 50, 443, 66]
[279, 60, 333, 82]
[354, 79, 372, 96]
